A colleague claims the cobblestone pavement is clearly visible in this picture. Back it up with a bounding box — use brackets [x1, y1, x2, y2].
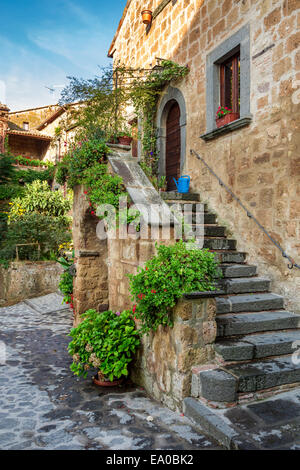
[0, 294, 223, 450]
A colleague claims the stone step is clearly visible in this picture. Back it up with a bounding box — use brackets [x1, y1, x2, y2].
[161, 191, 200, 201]
[189, 225, 226, 237]
[219, 264, 257, 278]
[166, 202, 209, 212]
[178, 213, 217, 224]
[217, 311, 300, 337]
[184, 278, 271, 300]
[213, 251, 247, 264]
[191, 355, 300, 403]
[215, 330, 300, 361]
[217, 277, 270, 294]
[204, 238, 236, 251]
[216, 293, 284, 314]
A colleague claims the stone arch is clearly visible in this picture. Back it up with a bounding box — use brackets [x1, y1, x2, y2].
[156, 86, 187, 178]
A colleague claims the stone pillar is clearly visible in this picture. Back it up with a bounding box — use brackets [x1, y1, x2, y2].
[0, 103, 10, 153]
[72, 185, 109, 326]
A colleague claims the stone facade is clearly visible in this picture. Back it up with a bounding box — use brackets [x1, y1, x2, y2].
[0, 103, 9, 153]
[72, 184, 217, 409]
[0, 261, 63, 307]
[109, 0, 300, 312]
[131, 297, 217, 411]
[9, 105, 60, 131]
[72, 186, 109, 326]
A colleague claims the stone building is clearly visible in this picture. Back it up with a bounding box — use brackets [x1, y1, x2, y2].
[71, 0, 300, 418]
[107, 0, 300, 312]
[6, 103, 78, 163]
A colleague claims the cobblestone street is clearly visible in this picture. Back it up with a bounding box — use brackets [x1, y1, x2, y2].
[0, 294, 223, 450]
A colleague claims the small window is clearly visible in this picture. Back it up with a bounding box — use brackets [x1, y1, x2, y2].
[220, 51, 240, 115]
[23, 122, 29, 130]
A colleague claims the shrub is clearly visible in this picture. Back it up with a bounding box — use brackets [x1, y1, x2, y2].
[82, 163, 125, 210]
[8, 180, 71, 220]
[0, 213, 71, 261]
[68, 309, 140, 381]
[57, 139, 109, 188]
[128, 241, 222, 333]
[0, 153, 16, 184]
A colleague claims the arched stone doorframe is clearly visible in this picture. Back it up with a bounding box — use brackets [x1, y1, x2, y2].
[156, 86, 187, 178]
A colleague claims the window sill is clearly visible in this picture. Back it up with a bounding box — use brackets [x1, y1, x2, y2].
[200, 116, 252, 142]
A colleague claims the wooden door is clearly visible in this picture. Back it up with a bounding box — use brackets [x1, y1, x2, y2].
[166, 101, 181, 191]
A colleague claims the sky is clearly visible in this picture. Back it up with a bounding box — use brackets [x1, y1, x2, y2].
[0, 0, 127, 111]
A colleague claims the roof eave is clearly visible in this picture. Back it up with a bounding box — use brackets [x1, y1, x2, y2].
[108, 0, 133, 58]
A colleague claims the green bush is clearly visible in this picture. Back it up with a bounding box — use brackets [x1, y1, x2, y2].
[128, 241, 222, 333]
[57, 139, 109, 188]
[68, 309, 140, 381]
[0, 213, 71, 261]
[0, 153, 16, 184]
[0, 184, 24, 201]
[12, 167, 55, 185]
[82, 163, 125, 210]
[9, 180, 71, 219]
[14, 155, 54, 168]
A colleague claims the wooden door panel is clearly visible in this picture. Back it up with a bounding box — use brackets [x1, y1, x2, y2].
[166, 102, 181, 191]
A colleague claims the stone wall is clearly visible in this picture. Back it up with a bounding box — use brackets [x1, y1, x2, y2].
[107, 230, 217, 411]
[72, 186, 109, 326]
[131, 297, 217, 411]
[9, 105, 60, 130]
[111, 0, 300, 312]
[0, 261, 63, 307]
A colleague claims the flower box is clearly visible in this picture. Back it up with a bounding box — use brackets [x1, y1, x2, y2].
[216, 112, 239, 128]
[118, 136, 132, 146]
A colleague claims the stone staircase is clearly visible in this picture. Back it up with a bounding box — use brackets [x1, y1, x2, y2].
[162, 191, 300, 407]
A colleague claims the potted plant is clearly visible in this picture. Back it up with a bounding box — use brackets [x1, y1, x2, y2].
[68, 309, 140, 386]
[158, 176, 167, 192]
[141, 10, 152, 25]
[117, 129, 133, 146]
[215, 106, 239, 128]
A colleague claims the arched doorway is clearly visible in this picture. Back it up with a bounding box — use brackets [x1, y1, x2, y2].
[156, 87, 187, 191]
[166, 101, 181, 191]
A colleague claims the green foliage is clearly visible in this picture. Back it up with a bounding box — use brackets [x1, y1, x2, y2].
[0, 184, 24, 201]
[68, 309, 140, 380]
[0, 213, 71, 261]
[14, 155, 54, 168]
[128, 241, 221, 334]
[130, 60, 189, 174]
[0, 153, 16, 184]
[59, 61, 189, 176]
[57, 254, 75, 305]
[12, 167, 55, 185]
[9, 180, 71, 219]
[58, 270, 74, 305]
[56, 139, 109, 188]
[82, 163, 125, 209]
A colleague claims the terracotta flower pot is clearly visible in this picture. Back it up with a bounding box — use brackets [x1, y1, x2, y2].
[118, 136, 132, 146]
[216, 112, 239, 128]
[141, 10, 152, 25]
[93, 373, 124, 387]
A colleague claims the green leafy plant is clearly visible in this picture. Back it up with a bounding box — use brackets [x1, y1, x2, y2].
[216, 106, 233, 119]
[8, 180, 71, 219]
[0, 213, 71, 262]
[56, 139, 109, 188]
[128, 241, 221, 333]
[14, 155, 54, 168]
[57, 253, 75, 307]
[0, 152, 16, 184]
[68, 309, 140, 381]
